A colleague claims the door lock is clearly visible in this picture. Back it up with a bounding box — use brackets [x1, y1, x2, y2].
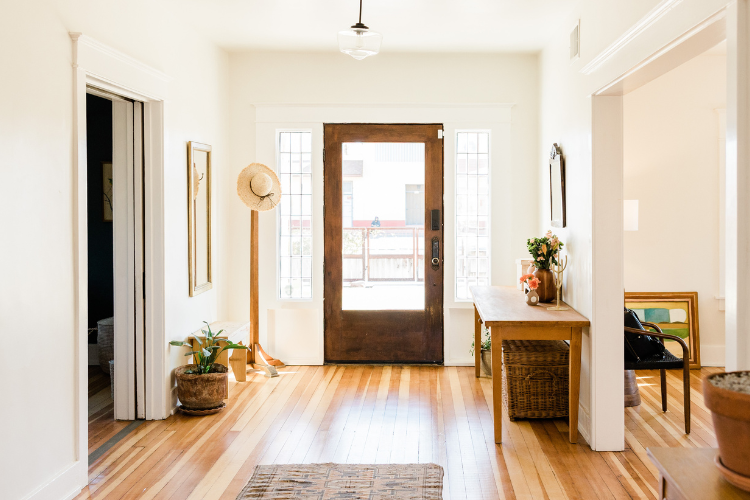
[431, 237, 440, 269]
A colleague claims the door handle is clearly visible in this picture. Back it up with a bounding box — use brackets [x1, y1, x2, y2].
[431, 237, 440, 267]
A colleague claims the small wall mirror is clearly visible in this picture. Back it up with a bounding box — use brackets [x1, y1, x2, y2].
[188, 141, 212, 296]
[549, 143, 566, 228]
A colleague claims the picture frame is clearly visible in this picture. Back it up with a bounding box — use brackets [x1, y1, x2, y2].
[103, 161, 113, 222]
[188, 141, 212, 297]
[549, 143, 566, 228]
[624, 291, 701, 369]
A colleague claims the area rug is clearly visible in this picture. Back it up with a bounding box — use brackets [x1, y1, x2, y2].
[235, 463, 444, 499]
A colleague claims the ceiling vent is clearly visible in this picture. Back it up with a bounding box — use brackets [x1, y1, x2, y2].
[570, 21, 580, 62]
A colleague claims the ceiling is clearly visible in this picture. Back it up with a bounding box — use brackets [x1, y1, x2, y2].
[179, 0, 579, 53]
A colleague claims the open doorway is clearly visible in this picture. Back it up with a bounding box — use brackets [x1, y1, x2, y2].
[85, 88, 147, 460]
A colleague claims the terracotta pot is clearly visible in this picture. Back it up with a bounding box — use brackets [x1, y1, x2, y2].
[533, 268, 556, 303]
[481, 349, 492, 376]
[175, 364, 228, 410]
[525, 289, 539, 306]
[703, 371, 750, 478]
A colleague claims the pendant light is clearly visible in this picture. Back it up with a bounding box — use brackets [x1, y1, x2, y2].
[338, 0, 382, 60]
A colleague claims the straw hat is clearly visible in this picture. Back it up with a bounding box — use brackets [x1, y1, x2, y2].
[192, 165, 200, 200]
[237, 163, 282, 211]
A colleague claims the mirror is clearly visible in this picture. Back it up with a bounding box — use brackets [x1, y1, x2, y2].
[549, 143, 566, 228]
[188, 141, 212, 296]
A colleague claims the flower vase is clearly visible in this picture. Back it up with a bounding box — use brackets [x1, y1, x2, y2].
[533, 268, 556, 303]
[525, 289, 539, 306]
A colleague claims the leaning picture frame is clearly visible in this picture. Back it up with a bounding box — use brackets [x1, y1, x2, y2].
[624, 291, 701, 369]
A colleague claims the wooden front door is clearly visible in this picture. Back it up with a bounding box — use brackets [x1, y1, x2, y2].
[324, 124, 444, 363]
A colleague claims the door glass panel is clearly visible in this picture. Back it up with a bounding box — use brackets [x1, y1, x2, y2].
[342, 142, 425, 310]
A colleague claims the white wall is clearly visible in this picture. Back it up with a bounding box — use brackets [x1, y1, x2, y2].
[539, 0, 734, 449]
[224, 52, 540, 366]
[0, 1, 228, 497]
[623, 51, 727, 366]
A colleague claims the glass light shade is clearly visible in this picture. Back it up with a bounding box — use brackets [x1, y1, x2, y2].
[338, 27, 382, 60]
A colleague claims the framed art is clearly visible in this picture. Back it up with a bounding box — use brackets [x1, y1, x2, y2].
[624, 291, 701, 369]
[188, 141, 212, 297]
[103, 161, 113, 222]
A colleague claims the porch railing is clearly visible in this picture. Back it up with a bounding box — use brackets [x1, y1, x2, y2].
[343, 227, 425, 282]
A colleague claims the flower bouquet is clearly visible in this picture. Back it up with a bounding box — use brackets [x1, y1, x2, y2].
[526, 231, 564, 270]
[520, 274, 541, 306]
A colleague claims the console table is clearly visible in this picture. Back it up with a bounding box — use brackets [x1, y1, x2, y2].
[470, 286, 589, 444]
[648, 447, 750, 499]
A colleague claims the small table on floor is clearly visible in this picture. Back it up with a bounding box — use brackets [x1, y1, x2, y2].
[470, 286, 589, 444]
[648, 447, 750, 500]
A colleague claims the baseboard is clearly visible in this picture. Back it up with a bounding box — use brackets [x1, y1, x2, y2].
[700, 344, 725, 367]
[577, 404, 591, 446]
[88, 344, 98, 366]
[20, 461, 86, 500]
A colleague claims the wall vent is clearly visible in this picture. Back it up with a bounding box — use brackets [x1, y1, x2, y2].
[570, 21, 580, 62]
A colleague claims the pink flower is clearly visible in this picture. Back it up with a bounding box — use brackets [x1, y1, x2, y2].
[519, 273, 534, 283]
[545, 230, 553, 238]
[537, 256, 544, 261]
[527, 277, 540, 290]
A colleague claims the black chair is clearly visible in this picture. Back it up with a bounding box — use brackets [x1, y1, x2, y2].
[624, 321, 691, 434]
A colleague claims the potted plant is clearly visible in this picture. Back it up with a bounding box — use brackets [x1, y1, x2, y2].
[703, 371, 750, 490]
[169, 322, 248, 411]
[520, 273, 541, 305]
[526, 231, 564, 303]
[471, 327, 492, 376]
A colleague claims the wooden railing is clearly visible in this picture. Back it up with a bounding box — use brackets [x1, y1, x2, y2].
[343, 227, 425, 282]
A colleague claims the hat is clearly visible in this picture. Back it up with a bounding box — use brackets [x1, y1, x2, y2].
[192, 165, 200, 200]
[237, 163, 282, 211]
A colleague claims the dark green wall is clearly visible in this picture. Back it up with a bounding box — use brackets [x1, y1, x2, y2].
[86, 94, 113, 342]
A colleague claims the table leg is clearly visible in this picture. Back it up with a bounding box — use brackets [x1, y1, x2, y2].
[229, 342, 247, 382]
[491, 326, 503, 444]
[569, 327, 582, 443]
[474, 306, 482, 378]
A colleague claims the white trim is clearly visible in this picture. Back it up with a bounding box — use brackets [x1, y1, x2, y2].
[20, 462, 83, 500]
[66, 32, 168, 499]
[580, 0, 684, 75]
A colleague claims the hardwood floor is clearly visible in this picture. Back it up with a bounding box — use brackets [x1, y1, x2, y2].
[88, 366, 132, 456]
[77, 365, 720, 500]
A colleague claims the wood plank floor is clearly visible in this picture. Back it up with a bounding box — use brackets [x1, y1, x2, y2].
[76, 365, 720, 500]
[88, 366, 132, 455]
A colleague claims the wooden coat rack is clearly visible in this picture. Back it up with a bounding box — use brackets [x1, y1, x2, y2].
[249, 210, 285, 370]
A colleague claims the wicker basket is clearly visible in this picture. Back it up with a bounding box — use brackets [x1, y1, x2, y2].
[97, 317, 114, 373]
[502, 339, 569, 420]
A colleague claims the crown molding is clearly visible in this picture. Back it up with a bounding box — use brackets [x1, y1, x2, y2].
[70, 32, 171, 83]
[580, 0, 684, 75]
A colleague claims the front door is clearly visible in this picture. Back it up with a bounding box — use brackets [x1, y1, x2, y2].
[324, 124, 444, 363]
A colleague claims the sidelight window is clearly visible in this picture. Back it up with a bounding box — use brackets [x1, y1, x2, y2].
[278, 131, 313, 299]
[455, 131, 491, 301]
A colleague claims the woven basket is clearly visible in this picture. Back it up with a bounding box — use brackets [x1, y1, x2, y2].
[97, 317, 114, 373]
[502, 339, 569, 420]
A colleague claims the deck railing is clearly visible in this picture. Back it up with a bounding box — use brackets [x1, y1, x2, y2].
[343, 227, 425, 282]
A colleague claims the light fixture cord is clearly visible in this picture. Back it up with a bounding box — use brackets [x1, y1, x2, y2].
[359, 0, 363, 24]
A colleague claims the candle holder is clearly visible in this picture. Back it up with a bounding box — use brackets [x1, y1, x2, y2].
[547, 253, 569, 311]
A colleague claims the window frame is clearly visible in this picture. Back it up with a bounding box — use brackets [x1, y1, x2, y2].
[276, 129, 314, 301]
[454, 129, 492, 302]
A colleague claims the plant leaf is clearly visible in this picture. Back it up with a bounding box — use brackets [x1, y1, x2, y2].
[169, 341, 191, 347]
[191, 334, 203, 347]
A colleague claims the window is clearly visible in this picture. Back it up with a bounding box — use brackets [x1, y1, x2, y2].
[278, 131, 312, 299]
[455, 131, 490, 300]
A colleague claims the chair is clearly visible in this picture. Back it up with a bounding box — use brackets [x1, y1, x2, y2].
[624, 321, 691, 434]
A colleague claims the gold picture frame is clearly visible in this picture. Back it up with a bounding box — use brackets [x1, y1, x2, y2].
[625, 291, 701, 369]
[188, 141, 212, 297]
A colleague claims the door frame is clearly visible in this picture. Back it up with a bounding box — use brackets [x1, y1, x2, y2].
[69, 32, 167, 493]
[323, 124, 444, 363]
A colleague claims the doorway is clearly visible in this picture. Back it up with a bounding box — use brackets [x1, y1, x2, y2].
[85, 86, 146, 427]
[323, 124, 444, 363]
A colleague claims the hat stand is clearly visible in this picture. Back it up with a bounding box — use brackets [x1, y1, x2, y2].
[249, 211, 286, 374]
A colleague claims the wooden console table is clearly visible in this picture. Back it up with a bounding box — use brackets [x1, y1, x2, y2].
[648, 447, 750, 499]
[470, 286, 589, 444]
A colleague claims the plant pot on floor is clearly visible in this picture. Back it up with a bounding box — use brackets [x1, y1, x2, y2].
[481, 349, 492, 376]
[175, 364, 228, 410]
[703, 371, 750, 490]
